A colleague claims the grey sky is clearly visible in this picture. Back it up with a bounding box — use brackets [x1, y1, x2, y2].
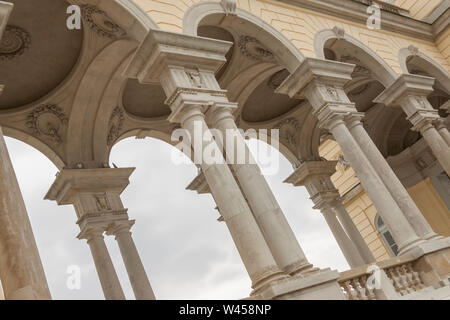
[4, 136, 348, 300]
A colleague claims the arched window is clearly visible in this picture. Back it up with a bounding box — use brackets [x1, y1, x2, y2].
[375, 214, 398, 256]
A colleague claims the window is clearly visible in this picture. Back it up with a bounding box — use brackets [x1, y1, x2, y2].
[375, 214, 398, 256]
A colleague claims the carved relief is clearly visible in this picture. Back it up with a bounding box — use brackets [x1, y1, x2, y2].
[26, 104, 68, 144]
[107, 107, 125, 146]
[238, 36, 274, 62]
[94, 193, 111, 212]
[186, 70, 205, 88]
[0, 25, 31, 61]
[81, 5, 126, 39]
[274, 118, 300, 151]
[326, 86, 341, 101]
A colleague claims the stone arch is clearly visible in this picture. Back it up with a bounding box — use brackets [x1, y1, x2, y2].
[182, 1, 304, 73]
[314, 28, 398, 87]
[1, 127, 65, 169]
[67, 38, 139, 168]
[85, 0, 160, 39]
[398, 46, 450, 94]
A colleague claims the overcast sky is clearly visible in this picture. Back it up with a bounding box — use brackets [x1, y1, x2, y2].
[4, 136, 348, 300]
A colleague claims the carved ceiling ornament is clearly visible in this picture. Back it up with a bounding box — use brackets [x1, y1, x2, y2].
[238, 36, 275, 62]
[273, 117, 300, 151]
[26, 104, 68, 145]
[81, 5, 126, 39]
[107, 106, 125, 146]
[0, 25, 31, 61]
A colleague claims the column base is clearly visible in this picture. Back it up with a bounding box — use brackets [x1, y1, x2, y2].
[248, 269, 345, 300]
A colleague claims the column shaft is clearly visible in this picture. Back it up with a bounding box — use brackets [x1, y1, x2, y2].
[347, 118, 438, 240]
[182, 107, 285, 291]
[437, 126, 450, 146]
[211, 109, 311, 275]
[86, 232, 125, 300]
[332, 201, 376, 264]
[328, 119, 422, 253]
[321, 207, 365, 268]
[420, 124, 450, 176]
[113, 227, 155, 300]
[0, 127, 51, 300]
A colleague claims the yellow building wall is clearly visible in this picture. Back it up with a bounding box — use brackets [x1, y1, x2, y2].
[132, 0, 450, 74]
[395, 0, 443, 20]
[319, 139, 450, 261]
[408, 178, 450, 237]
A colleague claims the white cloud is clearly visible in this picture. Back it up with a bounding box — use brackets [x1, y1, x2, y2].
[3, 136, 348, 300]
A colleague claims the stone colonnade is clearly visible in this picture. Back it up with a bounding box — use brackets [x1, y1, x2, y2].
[1, 18, 450, 298]
[44, 168, 155, 300]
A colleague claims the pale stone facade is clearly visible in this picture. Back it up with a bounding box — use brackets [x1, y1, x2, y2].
[0, 0, 449, 300]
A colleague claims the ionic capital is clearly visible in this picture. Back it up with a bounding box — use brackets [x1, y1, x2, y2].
[205, 103, 239, 128]
[284, 160, 341, 209]
[78, 226, 106, 242]
[106, 220, 135, 238]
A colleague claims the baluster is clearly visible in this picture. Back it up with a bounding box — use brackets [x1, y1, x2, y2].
[407, 263, 425, 290]
[345, 280, 358, 300]
[400, 264, 416, 292]
[396, 266, 414, 295]
[386, 268, 403, 295]
[352, 277, 368, 300]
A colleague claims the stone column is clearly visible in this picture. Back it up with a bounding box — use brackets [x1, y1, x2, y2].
[45, 168, 154, 300]
[285, 160, 374, 267]
[345, 114, 439, 240]
[0, 2, 51, 300]
[332, 201, 376, 264]
[374, 74, 450, 177]
[124, 31, 287, 293]
[321, 207, 364, 268]
[277, 58, 423, 254]
[435, 119, 450, 146]
[0, 127, 51, 300]
[79, 227, 125, 300]
[206, 107, 312, 275]
[107, 221, 156, 300]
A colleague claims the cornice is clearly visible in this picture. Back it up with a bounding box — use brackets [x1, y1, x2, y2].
[275, 0, 449, 41]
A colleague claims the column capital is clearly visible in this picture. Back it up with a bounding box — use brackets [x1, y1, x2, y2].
[45, 168, 134, 234]
[284, 160, 340, 210]
[45, 167, 135, 205]
[124, 29, 235, 124]
[78, 226, 105, 242]
[276, 57, 355, 100]
[186, 170, 211, 194]
[106, 220, 135, 237]
[374, 74, 435, 107]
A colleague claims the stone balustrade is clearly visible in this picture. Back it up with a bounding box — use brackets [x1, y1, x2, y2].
[338, 255, 427, 300]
